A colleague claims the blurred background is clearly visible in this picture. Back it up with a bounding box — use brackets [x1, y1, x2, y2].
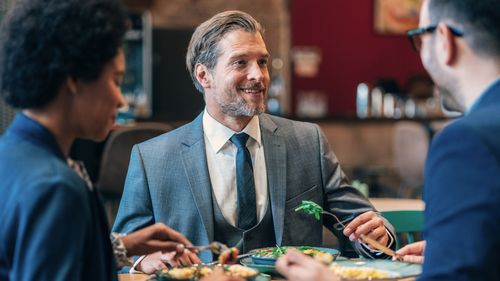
[0, 0, 459, 200]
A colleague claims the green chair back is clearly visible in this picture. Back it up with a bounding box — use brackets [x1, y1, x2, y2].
[381, 210, 424, 250]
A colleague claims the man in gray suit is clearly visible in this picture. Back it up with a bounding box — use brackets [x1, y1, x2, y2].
[113, 10, 396, 274]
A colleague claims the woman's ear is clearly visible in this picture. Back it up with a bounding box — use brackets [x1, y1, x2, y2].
[65, 76, 78, 94]
[195, 63, 212, 89]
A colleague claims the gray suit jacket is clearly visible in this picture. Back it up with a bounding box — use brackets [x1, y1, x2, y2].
[112, 113, 395, 262]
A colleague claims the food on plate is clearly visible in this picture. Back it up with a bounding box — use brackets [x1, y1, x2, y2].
[253, 245, 332, 260]
[218, 247, 239, 265]
[253, 245, 285, 258]
[158, 265, 259, 280]
[313, 251, 334, 264]
[330, 263, 389, 279]
[157, 266, 197, 280]
[227, 265, 259, 277]
[197, 266, 213, 277]
[197, 265, 257, 279]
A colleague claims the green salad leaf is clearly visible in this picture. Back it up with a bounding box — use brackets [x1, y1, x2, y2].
[275, 244, 284, 255]
[253, 246, 322, 258]
[295, 200, 323, 220]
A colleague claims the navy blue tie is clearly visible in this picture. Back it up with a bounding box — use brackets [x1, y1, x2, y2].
[231, 133, 257, 230]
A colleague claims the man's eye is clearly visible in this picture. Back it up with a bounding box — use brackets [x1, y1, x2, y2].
[235, 60, 246, 65]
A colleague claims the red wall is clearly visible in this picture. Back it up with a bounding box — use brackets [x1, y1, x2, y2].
[291, 0, 427, 116]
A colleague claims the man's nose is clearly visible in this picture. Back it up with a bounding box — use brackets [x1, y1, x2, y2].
[247, 61, 267, 82]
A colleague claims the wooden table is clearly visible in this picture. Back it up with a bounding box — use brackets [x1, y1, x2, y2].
[118, 274, 150, 281]
[369, 198, 425, 212]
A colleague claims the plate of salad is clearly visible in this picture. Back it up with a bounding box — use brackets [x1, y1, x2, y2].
[249, 246, 340, 265]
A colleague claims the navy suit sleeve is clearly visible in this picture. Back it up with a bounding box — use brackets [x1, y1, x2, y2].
[6, 182, 89, 281]
[420, 124, 500, 281]
[112, 145, 156, 234]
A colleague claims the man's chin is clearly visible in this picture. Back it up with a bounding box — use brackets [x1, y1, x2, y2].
[247, 102, 266, 115]
[441, 95, 465, 114]
[230, 105, 266, 117]
[236, 108, 265, 117]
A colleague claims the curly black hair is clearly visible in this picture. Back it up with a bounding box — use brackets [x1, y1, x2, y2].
[0, 0, 128, 109]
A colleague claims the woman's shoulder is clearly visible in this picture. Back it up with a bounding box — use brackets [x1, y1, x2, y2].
[0, 140, 91, 212]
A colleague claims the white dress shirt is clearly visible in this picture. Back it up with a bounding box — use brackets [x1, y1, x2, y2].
[203, 109, 268, 227]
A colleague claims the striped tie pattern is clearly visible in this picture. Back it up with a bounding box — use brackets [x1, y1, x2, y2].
[231, 133, 257, 230]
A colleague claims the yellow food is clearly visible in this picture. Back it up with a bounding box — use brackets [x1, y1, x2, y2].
[302, 249, 315, 255]
[330, 263, 389, 279]
[227, 264, 257, 277]
[314, 251, 334, 264]
[218, 247, 239, 265]
[198, 266, 213, 276]
[167, 267, 197, 279]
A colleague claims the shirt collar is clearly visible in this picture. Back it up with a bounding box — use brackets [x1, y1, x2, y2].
[202, 108, 261, 153]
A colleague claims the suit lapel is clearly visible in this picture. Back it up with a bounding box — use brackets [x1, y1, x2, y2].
[180, 113, 215, 242]
[260, 115, 287, 246]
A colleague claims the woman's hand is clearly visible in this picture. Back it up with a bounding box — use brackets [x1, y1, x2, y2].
[137, 249, 201, 274]
[120, 223, 197, 257]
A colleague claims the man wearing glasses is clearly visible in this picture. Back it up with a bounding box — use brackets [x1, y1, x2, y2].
[276, 0, 500, 280]
[393, 0, 500, 279]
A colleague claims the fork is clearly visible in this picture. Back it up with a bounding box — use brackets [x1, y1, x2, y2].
[321, 211, 347, 228]
[185, 241, 230, 255]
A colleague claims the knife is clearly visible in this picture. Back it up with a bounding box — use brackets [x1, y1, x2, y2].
[359, 234, 404, 261]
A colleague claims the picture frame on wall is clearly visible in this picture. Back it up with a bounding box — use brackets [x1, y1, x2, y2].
[374, 0, 423, 35]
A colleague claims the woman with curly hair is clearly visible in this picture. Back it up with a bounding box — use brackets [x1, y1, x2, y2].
[0, 0, 218, 280]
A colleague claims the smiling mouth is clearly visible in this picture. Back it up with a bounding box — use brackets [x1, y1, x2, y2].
[240, 88, 264, 94]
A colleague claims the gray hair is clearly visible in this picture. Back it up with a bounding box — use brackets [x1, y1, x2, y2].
[186, 10, 265, 95]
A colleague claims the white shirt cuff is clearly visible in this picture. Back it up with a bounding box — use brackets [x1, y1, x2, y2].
[129, 255, 146, 274]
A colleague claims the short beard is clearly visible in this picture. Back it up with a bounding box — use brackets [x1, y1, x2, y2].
[213, 81, 267, 118]
[217, 95, 266, 117]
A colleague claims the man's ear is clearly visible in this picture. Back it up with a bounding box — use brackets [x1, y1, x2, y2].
[436, 22, 457, 66]
[195, 63, 212, 89]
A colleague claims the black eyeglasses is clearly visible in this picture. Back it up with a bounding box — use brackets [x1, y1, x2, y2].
[406, 25, 463, 53]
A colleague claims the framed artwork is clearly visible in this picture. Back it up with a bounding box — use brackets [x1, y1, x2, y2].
[374, 0, 423, 35]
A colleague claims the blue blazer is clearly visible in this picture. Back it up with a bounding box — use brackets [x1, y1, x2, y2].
[113, 113, 395, 262]
[0, 113, 117, 281]
[421, 79, 500, 280]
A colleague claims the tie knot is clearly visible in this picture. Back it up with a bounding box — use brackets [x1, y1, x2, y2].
[231, 133, 250, 148]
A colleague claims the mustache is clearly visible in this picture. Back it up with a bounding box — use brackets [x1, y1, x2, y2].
[239, 83, 266, 90]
